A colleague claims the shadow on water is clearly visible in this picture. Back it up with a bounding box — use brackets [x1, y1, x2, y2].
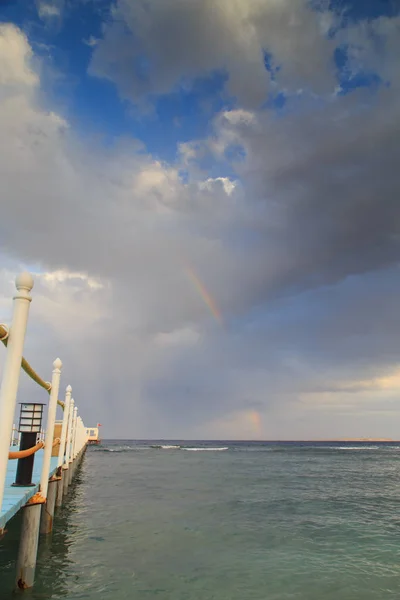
[0, 461, 87, 599]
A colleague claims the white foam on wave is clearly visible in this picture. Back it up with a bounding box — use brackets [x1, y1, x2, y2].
[101, 445, 145, 452]
[161, 445, 181, 449]
[334, 446, 380, 450]
[182, 447, 229, 452]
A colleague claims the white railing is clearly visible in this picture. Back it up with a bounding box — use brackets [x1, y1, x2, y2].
[10, 424, 20, 446]
[0, 273, 90, 513]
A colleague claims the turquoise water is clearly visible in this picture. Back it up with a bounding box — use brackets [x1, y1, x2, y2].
[1, 440, 400, 598]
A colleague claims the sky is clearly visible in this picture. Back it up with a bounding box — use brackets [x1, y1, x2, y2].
[0, 0, 399, 440]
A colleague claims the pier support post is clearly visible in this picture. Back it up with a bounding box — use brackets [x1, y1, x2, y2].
[62, 466, 69, 496]
[56, 469, 64, 508]
[39, 478, 58, 534]
[15, 497, 44, 589]
[69, 459, 74, 485]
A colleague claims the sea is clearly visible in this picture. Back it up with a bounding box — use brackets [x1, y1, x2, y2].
[1, 440, 400, 599]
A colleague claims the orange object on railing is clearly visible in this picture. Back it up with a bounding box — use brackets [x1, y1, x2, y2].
[8, 441, 44, 460]
[0, 324, 8, 341]
[8, 438, 60, 460]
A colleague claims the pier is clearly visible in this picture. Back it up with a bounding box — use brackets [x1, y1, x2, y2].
[0, 273, 93, 590]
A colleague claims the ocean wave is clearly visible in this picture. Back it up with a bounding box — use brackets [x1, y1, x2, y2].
[97, 446, 144, 453]
[334, 446, 380, 450]
[96, 443, 398, 454]
[96, 444, 230, 453]
[268, 445, 383, 453]
[151, 445, 181, 450]
[181, 447, 228, 452]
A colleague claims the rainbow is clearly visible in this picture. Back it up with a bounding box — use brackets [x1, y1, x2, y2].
[249, 410, 262, 438]
[183, 264, 222, 325]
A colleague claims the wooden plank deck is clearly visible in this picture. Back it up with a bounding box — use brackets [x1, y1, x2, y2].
[0, 450, 58, 529]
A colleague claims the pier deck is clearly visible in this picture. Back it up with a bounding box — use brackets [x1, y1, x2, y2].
[0, 450, 58, 530]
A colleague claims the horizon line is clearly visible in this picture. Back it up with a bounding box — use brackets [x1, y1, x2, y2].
[99, 437, 397, 443]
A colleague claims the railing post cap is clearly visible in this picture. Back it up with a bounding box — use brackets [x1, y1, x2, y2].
[53, 357, 62, 370]
[15, 272, 34, 291]
[66, 384, 72, 393]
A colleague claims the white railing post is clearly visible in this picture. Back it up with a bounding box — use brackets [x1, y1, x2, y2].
[40, 358, 62, 499]
[63, 398, 74, 494]
[79, 418, 84, 451]
[73, 412, 78, 457]
[68, 405, 77, 485]
[56, 385, 71, 507]
[71, 406, 78, 459]
[0, 272, 34, 513]
[64, 398, 74, 466]
[75, 410, 80, 457]
[57, 386, 71, 468]
[77, 417, 84, 453]
[78, 420, 82, 453]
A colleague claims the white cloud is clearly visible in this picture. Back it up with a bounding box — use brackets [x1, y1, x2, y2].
[39, 269, 104, 290]
[199, 177, 236, 196]
[36, 0, 64, 24]
[38, 3, 61, 18]
[0, 24, 38, 88]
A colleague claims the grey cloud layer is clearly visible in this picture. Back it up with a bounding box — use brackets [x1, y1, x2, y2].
[0, 7, 400, 437]
[89, 0, 335, 108]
